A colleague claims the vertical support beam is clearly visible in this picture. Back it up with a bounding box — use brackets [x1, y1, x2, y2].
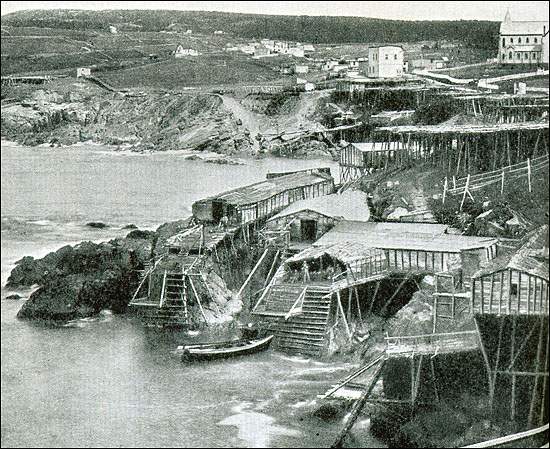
[475, 317, 494, 400]
[510, 315, 517, 422]
[528, 317, 545, 425]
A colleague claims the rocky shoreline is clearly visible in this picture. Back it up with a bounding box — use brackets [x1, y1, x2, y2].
[1, 79, 335, 160]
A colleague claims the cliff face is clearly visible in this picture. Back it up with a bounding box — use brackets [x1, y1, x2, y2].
[1, 81, 254, 154]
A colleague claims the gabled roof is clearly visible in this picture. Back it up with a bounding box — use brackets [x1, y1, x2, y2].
[473, 225, 549, 280]
[197, 170, 333, 207]
[500, 21, 548, 35]
[267, 190, 370, 222]
[286, 241, 386, 265]
[314, 220, 495, 253]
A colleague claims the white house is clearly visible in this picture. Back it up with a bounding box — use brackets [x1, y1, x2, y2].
[499, 10, 549, 65]
[367, 46, 404, 78]
[108, 25, 117, 34]
[174, 45, 199, 58]
[295, 64, 309, 74]
[274, 41, 289, 53]
[289, 46, 305, 57]
[76, 67, 91, 78]
[303, 44, 315, 52]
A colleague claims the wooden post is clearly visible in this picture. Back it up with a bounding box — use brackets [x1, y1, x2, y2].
[510, 316, 517, 422]
[501, 170, 505, 195]
[433, 294, 438, 333]
[337, 291, 352, 340]
[460, 174, 471, 211]
[527, 158, 532, 193]
[355, 287, 362, 323]
[380, 276, 410, 315]
[189, 276, 208, 323]
[475, 318, 494, 399]
[331, 359, 386, 448]
[528, 317, 545, 425]
[367, 281, 380, 316]
[491, 317, 505, 409]
[430, 359, 439, 403]
[159, 270, 167, 307]
[442, 176, 448, 204]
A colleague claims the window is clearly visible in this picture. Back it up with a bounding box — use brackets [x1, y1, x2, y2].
[394, 54, 397, 60]
[509, 51, 513, 59]
[535, 37, 538, 43]
[526, 37, 529, 43]
[525, 52, 528, 59]
[518, 37, 522, 43]
[517, 52, 521, 59]
[511, 38, 514, 43]
[533, 52, 537, 58]
[511, 283, 518, 296]
[502, 38, 505, 46]
[385, 54, 388, 60]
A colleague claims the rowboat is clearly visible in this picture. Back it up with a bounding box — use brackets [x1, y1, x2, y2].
[180, 335, 274, 361]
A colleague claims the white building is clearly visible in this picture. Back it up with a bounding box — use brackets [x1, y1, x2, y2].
[274, 41, 289, 53]
[174, 45, 199, 57]
[76, 67, 91, 78]
[366, 46, 404, 78]
[542, 27, 549, 64]
[108, 25, 117, 34]
[289, 46, 305, 57]
[295, 64, 309, 74]
[499, 10, 549, 65]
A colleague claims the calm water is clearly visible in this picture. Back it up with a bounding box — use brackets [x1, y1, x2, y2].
[1, 141, 382, 447]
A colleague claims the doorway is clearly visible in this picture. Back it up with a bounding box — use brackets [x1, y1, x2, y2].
[301, 219, 317, 241]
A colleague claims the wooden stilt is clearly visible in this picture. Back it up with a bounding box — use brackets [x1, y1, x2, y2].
[475, 318, 494, 399]
[528, 317, 545, 425]
[380, 276, 410, 315]
[331, 359, 386, 448]
[367, 281, 380, 316]
[510, 316, 517, 421]
[189, 277, 208, 323]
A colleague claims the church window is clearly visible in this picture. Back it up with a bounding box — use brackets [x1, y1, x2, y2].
[518, 37, 522, 43]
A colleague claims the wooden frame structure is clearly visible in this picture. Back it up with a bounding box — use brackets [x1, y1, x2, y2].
[372, 122, 549, 175]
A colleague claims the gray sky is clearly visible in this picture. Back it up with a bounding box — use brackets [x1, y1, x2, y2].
[1, 1, 548, 21]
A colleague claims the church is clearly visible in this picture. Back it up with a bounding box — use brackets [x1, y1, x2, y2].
[498, 10, 549, 65]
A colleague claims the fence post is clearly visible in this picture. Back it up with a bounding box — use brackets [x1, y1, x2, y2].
[501, 170, 505, 195]
[527, 158, 532, 193]
[460, 174, 471, 211]
[452, 175, 456, 190]
[442, 177, 448, 204]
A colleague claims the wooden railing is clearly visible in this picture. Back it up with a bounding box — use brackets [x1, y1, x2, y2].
[285, 286, 307, 320]
[461, 423, 548, 448]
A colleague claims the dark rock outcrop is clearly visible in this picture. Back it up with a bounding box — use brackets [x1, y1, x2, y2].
[11, 234, 155, 321]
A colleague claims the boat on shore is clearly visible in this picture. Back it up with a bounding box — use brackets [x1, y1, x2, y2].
[179, 335, 274, 361]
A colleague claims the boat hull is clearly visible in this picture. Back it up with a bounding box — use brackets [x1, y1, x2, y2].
[181, 335, 273, 362]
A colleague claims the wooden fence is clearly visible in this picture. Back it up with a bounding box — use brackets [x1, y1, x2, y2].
[442, 154, 549, 209]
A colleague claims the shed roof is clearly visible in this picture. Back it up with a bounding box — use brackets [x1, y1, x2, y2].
[314, 220, 496, 252]
[268, 190, 370, 222]
[376, 122, 548, 136]
[197, 170, 333, 207]
[286, 241, 386, 265]
[473, 225, 549, 280]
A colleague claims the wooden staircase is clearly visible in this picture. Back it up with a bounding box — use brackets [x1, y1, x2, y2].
[255, 283, 333, 357]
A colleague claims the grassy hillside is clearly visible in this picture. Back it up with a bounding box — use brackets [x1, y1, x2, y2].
[98, 54, 282, 90]
[2, 9, 499, 49]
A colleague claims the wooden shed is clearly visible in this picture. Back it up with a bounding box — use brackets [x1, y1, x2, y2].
[192, 169, 334, 226]
[471, 226, 549, 315]
[314, 220, 498, 274]
[265, 190, 370, 243]
[340, 142, 404, 181]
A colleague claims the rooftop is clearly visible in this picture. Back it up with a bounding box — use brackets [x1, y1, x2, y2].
[314, 221, 496, 253]
[473, 225, 549, 280]
[196, 170, 333, 207]
[376, 122, 548, 136]
[500, 20, 549, 36]
[268, 190, 370, 222]
[286, 241, 386, 265]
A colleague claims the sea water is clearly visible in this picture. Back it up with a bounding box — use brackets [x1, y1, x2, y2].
[0, 141, 384, 447]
